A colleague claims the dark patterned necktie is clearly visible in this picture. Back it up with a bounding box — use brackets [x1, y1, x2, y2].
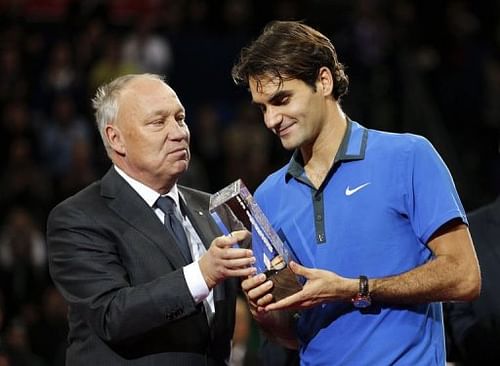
[156, 196, 192, 262]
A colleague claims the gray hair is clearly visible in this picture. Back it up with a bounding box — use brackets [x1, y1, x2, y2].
[92, 73, 165, 152]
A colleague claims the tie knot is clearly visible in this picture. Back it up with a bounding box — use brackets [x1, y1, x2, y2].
[156, 196, 176, 215]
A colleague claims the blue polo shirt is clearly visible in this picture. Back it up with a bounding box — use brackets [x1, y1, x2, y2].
[254, 120, 467, 365]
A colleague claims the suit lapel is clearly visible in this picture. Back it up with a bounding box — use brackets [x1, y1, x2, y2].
[101, 168, 187, 269]
[179, 186, 227, 303]
[178, 187, 222, 250]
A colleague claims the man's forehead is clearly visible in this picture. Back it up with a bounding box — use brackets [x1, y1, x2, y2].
[124, 76, 174, 94]
[117, 78, 184, 117]
[249, 75, 284, 96]
[120, 78, 180, 105]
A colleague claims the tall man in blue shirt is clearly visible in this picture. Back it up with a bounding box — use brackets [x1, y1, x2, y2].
[232, 21, 481, 365]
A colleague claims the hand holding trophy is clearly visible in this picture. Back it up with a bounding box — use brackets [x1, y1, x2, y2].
[209, 179, 303, 301]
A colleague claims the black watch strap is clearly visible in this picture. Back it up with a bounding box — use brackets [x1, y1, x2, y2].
[359, 275, 369, 296]
[352, 275, 372, 308]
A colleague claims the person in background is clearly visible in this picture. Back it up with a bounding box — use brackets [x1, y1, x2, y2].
[232, 21, 481, 365]
[46, 73, 256, 365]
[448, 193, 500, 365]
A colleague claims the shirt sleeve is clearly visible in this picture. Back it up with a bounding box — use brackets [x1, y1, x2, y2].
[405, 136, 467, 244]
[182, 261, 209, 303]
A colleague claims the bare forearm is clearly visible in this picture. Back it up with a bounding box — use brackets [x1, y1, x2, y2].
[264, 224, 481, 314]
[370, 255, 480, 304]
[369, 224, 480, 304]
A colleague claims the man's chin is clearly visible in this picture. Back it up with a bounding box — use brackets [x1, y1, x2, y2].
[163, 159, 189, 180]
[280, 138, 298, 151]
[175, 160, 189, 173]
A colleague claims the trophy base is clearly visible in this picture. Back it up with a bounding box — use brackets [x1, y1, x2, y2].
[264, 265, 303, 302]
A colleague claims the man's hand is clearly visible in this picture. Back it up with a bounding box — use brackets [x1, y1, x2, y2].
[264, 261, 357, 312]
[241, 272, 275, 317]
[199, 230, 256, 289]
[241, 267, 300, 349]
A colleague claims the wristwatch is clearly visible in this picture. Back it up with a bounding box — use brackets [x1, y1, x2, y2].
[352, 275, 372, 308]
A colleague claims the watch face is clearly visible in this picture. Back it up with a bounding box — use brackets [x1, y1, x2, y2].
[352, 294, 372, 309]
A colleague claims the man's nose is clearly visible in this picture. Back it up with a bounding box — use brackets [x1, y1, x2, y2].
[264, 107, 282, 129]
[169, 119, 189, 140]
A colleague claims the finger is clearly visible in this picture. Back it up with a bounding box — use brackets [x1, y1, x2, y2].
[289, 261, 310, 277]
[224, 267, 257, 278]
[221, 247, 254, 260]
[256, 293, 274, 307]
[213, 235, 236, 248]
[224, 257, 256, 269]
[215, 235, 253, 254]
[247, 279, 273, 301]
[219, 230, 250, 245]
[264, 290, 304, 311]
[241, 273, 267, 292]
[230, 229, 251, 241]
[242, 275, 272, 300]
[256, 305, 270, 313]
[241, 273, 266, 292]
[211, 238, 253, 258]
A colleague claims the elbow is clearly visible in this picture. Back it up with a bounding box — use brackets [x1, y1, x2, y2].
[468, 274, 481, 301]
[98, 325, 138, 346]
[459, 266, 481, 301]
[461, 282, 480, 302]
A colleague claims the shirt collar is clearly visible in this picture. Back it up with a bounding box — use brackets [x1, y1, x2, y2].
[286, 117, 368, 181]
[113, 165, 180, 208]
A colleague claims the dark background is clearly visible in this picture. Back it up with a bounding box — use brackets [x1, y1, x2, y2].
[0, 0, 498, 365]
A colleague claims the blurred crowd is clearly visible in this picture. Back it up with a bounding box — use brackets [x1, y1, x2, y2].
[0, 0, 498, 365]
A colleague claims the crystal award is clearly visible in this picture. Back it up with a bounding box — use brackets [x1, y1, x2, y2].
[209, 179, 303, 301]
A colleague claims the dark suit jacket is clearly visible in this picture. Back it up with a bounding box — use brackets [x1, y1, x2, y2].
[447, 196, 500, 364]
[47, 167, 242, 365]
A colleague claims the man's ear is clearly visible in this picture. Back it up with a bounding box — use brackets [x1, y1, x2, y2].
[316, 66, 334, 96]
[105, 124, 126, 155]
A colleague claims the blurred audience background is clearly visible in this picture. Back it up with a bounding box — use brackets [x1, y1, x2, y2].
[0, 1, 498, 365]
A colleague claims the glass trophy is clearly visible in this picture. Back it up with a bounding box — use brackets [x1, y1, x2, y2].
[209, 179, 303, 301]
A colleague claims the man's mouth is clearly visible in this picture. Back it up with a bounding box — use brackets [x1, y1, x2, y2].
[170, 148, 189, 159]
[277, 123, 294, 137]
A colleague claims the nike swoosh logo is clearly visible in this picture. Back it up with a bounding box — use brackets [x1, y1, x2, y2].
[345, 182, 371, 196]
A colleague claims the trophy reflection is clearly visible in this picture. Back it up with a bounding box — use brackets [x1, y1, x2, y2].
[209, 179, 302, 301]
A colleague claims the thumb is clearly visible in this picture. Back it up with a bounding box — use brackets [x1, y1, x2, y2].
[289, 261, 311, 277]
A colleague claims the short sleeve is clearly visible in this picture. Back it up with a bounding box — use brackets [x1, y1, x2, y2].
[404, 136, 467, 244]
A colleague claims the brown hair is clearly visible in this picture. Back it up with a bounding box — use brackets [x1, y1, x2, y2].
[232, 20, 349, 100]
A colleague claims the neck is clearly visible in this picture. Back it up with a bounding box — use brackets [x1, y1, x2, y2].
[301, 103, 347, 188]
[113, 160, 176, 195]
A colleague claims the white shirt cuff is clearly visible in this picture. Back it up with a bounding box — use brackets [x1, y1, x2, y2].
[183, 260, 209, 304]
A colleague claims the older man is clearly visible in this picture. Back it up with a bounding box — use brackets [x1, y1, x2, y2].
[47, 74, 256, 365]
